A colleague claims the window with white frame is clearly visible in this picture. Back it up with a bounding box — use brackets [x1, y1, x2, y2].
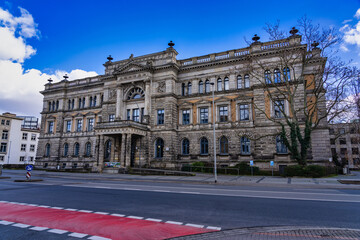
[0, 143, 7, 153]
[21, 144, 26, 151]
[132, 109, 139, 122]
[200, 108, 208, 124]
[31, 134, 36, 141]
[6, 120, 10, 125]
[76, 119, 83, 132]
[199, 81, 204, 94]
[217, 78, 222, 91]
[237, 75, 242, 89]
[187, 82, 192, 95]
[30, 144, 35, 152]
[22, 133, 28, 140]
[205, 80, 210, 93]
[157, 109, 164, 125]
[48, 121, 54, 133]
[244, 74, 250, 88]
[265, 70, 271, 84]
[239, 104, 249, 121]
[224, 77, 229, 90]
[87, 118, 94, 131]
[19, 156, 25, 161]
[66, 120, 72, 132]
[219, 106, 228, 122]
[274, 68, 281, 83]
[274, 100, 285, 118]
[182, 110, 190, 125]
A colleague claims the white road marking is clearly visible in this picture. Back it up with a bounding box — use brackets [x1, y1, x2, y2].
[30, 226, 49, 231]
[13, 223, 30, 228]
[152, 190, 171, 193]
[88, 236, 111, 240]
[64, 208, 78, 211]
[94, 211, 109, 215]
[69, 232, 88, 238]
[127, 216, 143, 219]
[145, 218, 162, 222]
[185, 223, 204, 228]
[179, 191, 200, 194]
[38, 205, 50, 208]
[78, 210, 93, 213]
[122, 188, 141, 191]
[207, 226, 222, 230]
[27, 204, 39, 206]
[0, 200, 9, 203]
[0, 220, 14, 225]
[166, 221, 183, 225]
[110, 213, 125, 217]
[51, 207, 64, 210]
[48, 229, 68, 234]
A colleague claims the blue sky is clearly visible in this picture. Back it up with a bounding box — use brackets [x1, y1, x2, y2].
[0, 0, 360, 116]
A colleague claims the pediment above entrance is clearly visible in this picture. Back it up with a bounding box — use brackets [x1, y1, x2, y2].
[113, 62, 153, 75]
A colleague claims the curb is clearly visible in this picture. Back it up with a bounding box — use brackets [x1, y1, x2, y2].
[14, 179, 43, 182]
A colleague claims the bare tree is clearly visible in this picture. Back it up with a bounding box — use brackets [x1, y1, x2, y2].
[247, 17, 358, 166]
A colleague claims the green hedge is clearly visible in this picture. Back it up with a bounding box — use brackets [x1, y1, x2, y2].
[283, 165, 328, 178]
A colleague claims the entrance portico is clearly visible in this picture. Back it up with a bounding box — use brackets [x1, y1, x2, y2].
[95, 120, 148, 171]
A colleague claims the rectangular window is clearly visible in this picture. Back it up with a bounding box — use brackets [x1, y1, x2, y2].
[0, 119, 4, 125]
[200, 108, 208, 124]
[352, 148, 359, 155]
[31, 134, 36, 141]
[351, 138, 358, 144]
[2, 130, 8, 140]
[30, 156, 34, 161]
[109, 114, 115, 122]
[329, 129, 335, 135]
[30, 144, 35, 152]
[157, 109, 164, 125]
[339, 138, 346, 145]
[66, 120, 72, 132]
[48, 121, 54, 133]
[127, 110, 131, 120]
[340, 148, 347, 155]
[330, 139, 335, 145]
[239, 104, 249, 121]
[182, 110, 190, 125]
[19, 156, 24, 161]
[331, 148, 337, 156]
[6, 120, 10, 125]
[132, 108, 139, 122]
[339, 128, 345, 134]
[22, 133, 28, 140]
[274, 100, 285, 118]
[87, 118, 94, 131]
[219, 106, 228, 122]
[0, 156, 4, 161]
[21, 144, 26, 151]
[0, 143, 7, 153]
[76, 119, 83, 132]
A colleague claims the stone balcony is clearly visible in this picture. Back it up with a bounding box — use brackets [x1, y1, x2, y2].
[95, 120, 149, 135]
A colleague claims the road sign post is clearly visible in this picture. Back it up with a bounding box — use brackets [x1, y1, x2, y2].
[270, 161, 274, 176]
[26, 171, 31, 180]
[250, 160, 254, 176]
[25, 165, 33, 181]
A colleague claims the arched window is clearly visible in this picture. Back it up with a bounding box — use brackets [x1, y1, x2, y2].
[105, 140, 112, 160]
[182, 138, 190, 155]
[199, 81, 203, 94]
[52, 101, 55, 111]
[127, 87, 145, 99]
[237, 75, 242, 89]
[100, 95, 104, 105]
[244, 74, 250, 88]
[241, 137, 251, 154]
[219, 136, 228, 154]
[200, 137, 208, 155]
[89, 97, 93, 107]
[224, 77, 229, 90]
[155, 138, 164, 158]
[82, 98, 85, 108]
[68, 100, 71, 110]
[187, 82, 192, 95]
[85, 142, 91, 157]
[217, 78, 222, 91]
[181, 83, 186, 96]
[274, 68, 281, 83]
[45, 144, 50, 157]
[276, 135, 288, 154]
[56, 100, 59, 110]
[205, 80, 210, 93]
[74, 143, 80, 157]
[265, 70, 271, 84]
[78, 98, 82, 109]
[93, 96, 97, 107]
[283, 67, 291, 81]
[48, 102, 51, 111]
[64, 143, 69, 156]
[71, 99, 75, 109]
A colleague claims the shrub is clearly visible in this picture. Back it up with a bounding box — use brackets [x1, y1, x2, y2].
[304, 165, 326, 178]
[233, 162, 259, 175]
[283, 165, 328, 178]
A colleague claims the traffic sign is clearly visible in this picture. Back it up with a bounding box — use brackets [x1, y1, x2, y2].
[26, 165, 33, 171]
[250, 160, 254, 166]
[270, 161, 274, 166]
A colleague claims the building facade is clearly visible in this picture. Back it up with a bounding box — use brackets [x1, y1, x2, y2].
[0, 113, 40, 165]
[35, 32, 331, 172]
[329, 122, 360, 169]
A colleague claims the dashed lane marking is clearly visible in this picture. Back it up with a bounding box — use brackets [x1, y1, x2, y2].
[0, 220, 14, 225]
[127, 216, 143, 220]
[64, 208, 78, 211]
[13, 223, 30, 228]
[166, 221, 183, 225]
[68, 232, 88, 238]
[94, 211, 109, 215]
[79, 210, 93, 213]
[110, 213, 125, 217]
[207, 226, 222, 230]
[88, 236, 111, 240]
[146, 218, 162, 222]
[47, 229, 68, 234]
[29, 226, 49, 231]
[185, 223, 204, 228]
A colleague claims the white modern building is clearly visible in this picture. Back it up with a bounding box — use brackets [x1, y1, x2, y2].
[0, 113, 40, 165]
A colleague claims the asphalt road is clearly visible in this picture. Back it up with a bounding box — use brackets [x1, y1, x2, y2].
[0, 170, 359, 240]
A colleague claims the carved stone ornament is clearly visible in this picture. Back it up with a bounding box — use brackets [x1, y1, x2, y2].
[109, 89, 117, 101]
[158, 81, 166, 93]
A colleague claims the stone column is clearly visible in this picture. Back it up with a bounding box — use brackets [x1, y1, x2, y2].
[116, 87, 123, 119]
[125, 134, 132, 167]
[120, 134, 126, 167]
[98, 135, 105, 172]
[144, 82, 151, 115]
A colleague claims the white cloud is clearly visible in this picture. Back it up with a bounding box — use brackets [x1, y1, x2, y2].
[355, 8, 360, 19]
[340, 9, 360, 52]
[0, 6, 98, 117]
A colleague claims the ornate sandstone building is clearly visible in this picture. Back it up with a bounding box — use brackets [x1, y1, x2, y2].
[35, 30, 331, 171]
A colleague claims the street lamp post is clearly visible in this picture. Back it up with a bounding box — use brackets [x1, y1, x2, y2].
[210, 82, 217, 183]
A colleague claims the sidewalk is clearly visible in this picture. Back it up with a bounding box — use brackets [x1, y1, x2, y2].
[3, 169, 360, 189]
